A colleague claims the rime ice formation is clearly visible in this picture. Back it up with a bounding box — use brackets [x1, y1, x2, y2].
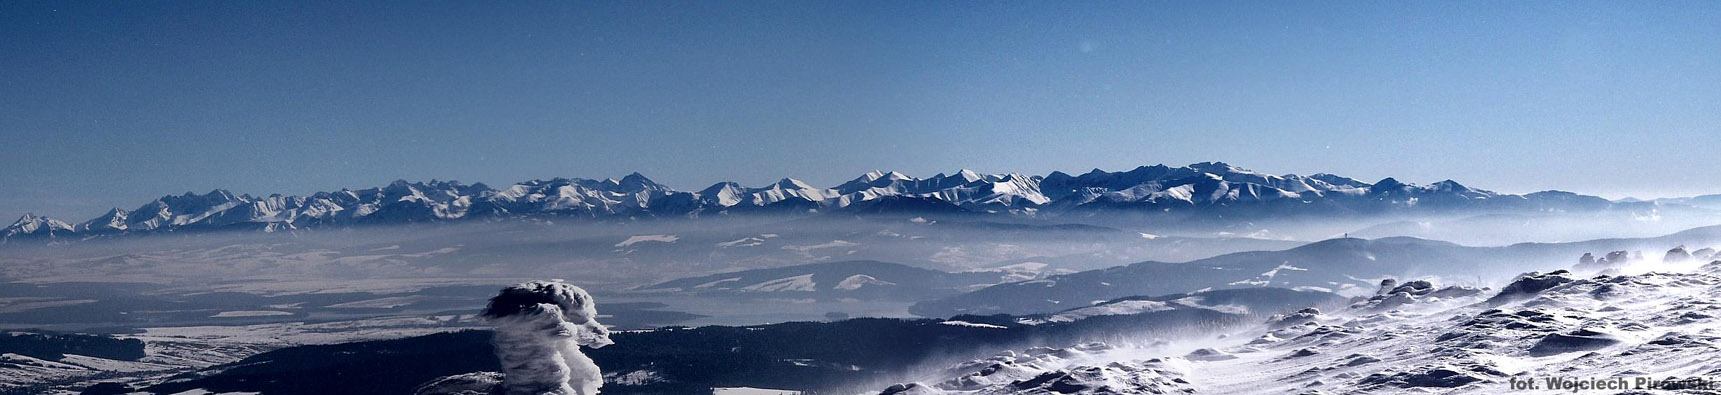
[416, 280, 613, 395]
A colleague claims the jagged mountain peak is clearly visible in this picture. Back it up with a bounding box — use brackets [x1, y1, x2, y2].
[173, 189, 239, 201]
[617, 172, 665, 192]
[856, 169, 911, 182]
[767, 177, 818, 191]
[75, 208, 130, 233]
[836, 170, 919, 195]
[1186, 161, 1239, 172]
[991, 172, 1033, 183]
[698, 181, 744, 195]
[953, 169, 983, 182]
[618, 172, 652, 183]
[1431, 179, 1470, 192]
[4, 213, 75, 238]
[1307, 173, 1370, 188]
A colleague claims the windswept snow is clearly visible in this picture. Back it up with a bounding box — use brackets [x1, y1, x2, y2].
[740, 274, 817, 292]
[886, 260, 1721, 394]
[879, 343, 1192, 395]
[717, 236, 770, 248]
[712, 388, 802, 395]
[694, 277, 744, 289]
[164, 390, 261, 395]
[716, 234, 780, 248]
[835, 274, 896, 290]
[1044, 300, 1174, 323]
[1259, 263, 1308, 279]
[208, 310, 294, 318]
[781, 240, 858, 252]
[615, 234, 679, 247]
[324, 296, 426, 309]
[939, 320, 1008, 329]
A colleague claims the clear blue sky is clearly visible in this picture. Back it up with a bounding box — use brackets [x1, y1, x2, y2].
[3, 1, 1718, 221]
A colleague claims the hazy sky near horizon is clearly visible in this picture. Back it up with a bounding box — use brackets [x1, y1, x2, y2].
[3, 1, 1719, 221]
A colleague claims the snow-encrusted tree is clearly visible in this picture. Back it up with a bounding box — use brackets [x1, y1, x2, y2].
[416, 280, 613, 395]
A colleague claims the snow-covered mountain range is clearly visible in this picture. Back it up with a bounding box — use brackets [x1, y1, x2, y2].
[1, 162, 1643, 240]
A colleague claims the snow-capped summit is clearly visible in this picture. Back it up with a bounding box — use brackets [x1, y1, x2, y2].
[3, 213, 75, 239]
[1369, 177, 1408, 194]
[953, 169, 983, 183]
[75, 208, 129, 233]
[771, 177, 819, 191]
[835, 170, 915, 194]
[616, 172, 667, 193]
[698, 182, 749, 207]
[746, 178, 835, 205]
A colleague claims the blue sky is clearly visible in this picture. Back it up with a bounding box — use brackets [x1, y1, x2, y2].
[2, 1, 1718, 221]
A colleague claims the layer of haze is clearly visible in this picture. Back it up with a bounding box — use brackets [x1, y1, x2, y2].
[3, 1, 1718, 220]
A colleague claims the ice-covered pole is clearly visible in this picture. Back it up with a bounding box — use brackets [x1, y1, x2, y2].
[480, 280, 613, 395]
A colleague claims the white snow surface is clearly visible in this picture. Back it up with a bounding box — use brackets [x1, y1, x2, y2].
[712, 388, 803, 395]
[740, 274, 817, 292]
[835, 274, 896, 290]
[882, 262, 1721, 394]
[614, 234, 679, 248]
[939, 321, 1008, 329]
[782, 240, 859, 252]
[208, 310, 294, 318]
[1043, 300, 1174, 323]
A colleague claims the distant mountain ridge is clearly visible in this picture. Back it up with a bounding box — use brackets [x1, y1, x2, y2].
[907, 224, 1721, 317]
[908, 237, 1486, 317]
[1, 162, 1651, 240]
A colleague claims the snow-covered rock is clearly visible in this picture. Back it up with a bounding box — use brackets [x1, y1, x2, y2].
[1352, 279, 1483, 311]
[878, 343, 1194, 395]
[1484, 270, 1577, 305]
[2, 213, 74, 239]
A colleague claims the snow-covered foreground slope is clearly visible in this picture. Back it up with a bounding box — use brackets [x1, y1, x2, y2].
[879, 260, 1721, 394]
